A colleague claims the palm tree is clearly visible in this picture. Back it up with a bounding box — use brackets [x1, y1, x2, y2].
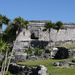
[6, 17, 28, 74]
[3, 17, 28, 42]
[54, 21, 64, 46]
[55, 21, 63, 32]
[3, 23, 17, 43]
[0, 14, 9, 29]
[0, 14, 10, 40]
[44, 21, 54, 48]
[13, 17, 28, 35]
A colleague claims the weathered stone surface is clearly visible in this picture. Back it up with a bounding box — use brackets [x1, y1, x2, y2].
[13, 22, 75, 52]
[8, 63, 49, 75]
[38, 65, 49, 75]
[53, 61, 75, 68]
[28, 55, 38, 60]
[53, 61, 69, 68]
[50, 48, 58, 58]
[68, 49, 75, 58]
[11, 22, 75, 60]
[14, 52, 27, 61]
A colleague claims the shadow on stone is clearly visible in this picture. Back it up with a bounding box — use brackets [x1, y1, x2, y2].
[31, 40, 48, 48]
[54, 47, 69, 59]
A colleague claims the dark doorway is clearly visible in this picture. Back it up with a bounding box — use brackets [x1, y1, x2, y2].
[31, 32, 39, 39]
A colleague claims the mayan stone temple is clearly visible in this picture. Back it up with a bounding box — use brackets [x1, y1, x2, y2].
[13, 21, 75, 53]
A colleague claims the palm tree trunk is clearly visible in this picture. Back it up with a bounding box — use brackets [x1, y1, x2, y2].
[6, 34, 19, 74]
[1, 60, 4, 75]
[0, 24, 2, 40]
[49, 29, 51, 48]
[3, 51, 8, 75]
[1, 48, 8, 75]
[5, 45, 14, 74]
[55, 31, 58, 47]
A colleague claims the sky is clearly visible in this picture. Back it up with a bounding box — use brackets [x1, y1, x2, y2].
[0, 0, 75, 23]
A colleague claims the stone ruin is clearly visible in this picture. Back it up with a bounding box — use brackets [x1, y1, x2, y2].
[53, 60, 75, 68]
[11, 21, 75, 60]
[8, 63, 49, 75]
[13, 22, 75, 51]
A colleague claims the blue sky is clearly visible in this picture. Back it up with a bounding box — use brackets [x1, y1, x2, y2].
[0, 0, 75, 23]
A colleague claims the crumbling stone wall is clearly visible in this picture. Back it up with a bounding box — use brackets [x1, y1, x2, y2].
[13, 22, 75, 51]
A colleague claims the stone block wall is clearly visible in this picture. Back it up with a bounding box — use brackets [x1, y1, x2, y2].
[13, 22, 75, 51]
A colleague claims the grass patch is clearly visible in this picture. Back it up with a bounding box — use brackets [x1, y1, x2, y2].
[17, 58, 75, 75]
[62, 44, 75, 48]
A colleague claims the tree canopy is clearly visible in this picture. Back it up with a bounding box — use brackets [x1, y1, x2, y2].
[44, 21, 54, 31]
[13, 17, 28, 29]
[0, 14, 10, 25]
[2, 17, 28, 43]
[54, 21, 64, 32]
